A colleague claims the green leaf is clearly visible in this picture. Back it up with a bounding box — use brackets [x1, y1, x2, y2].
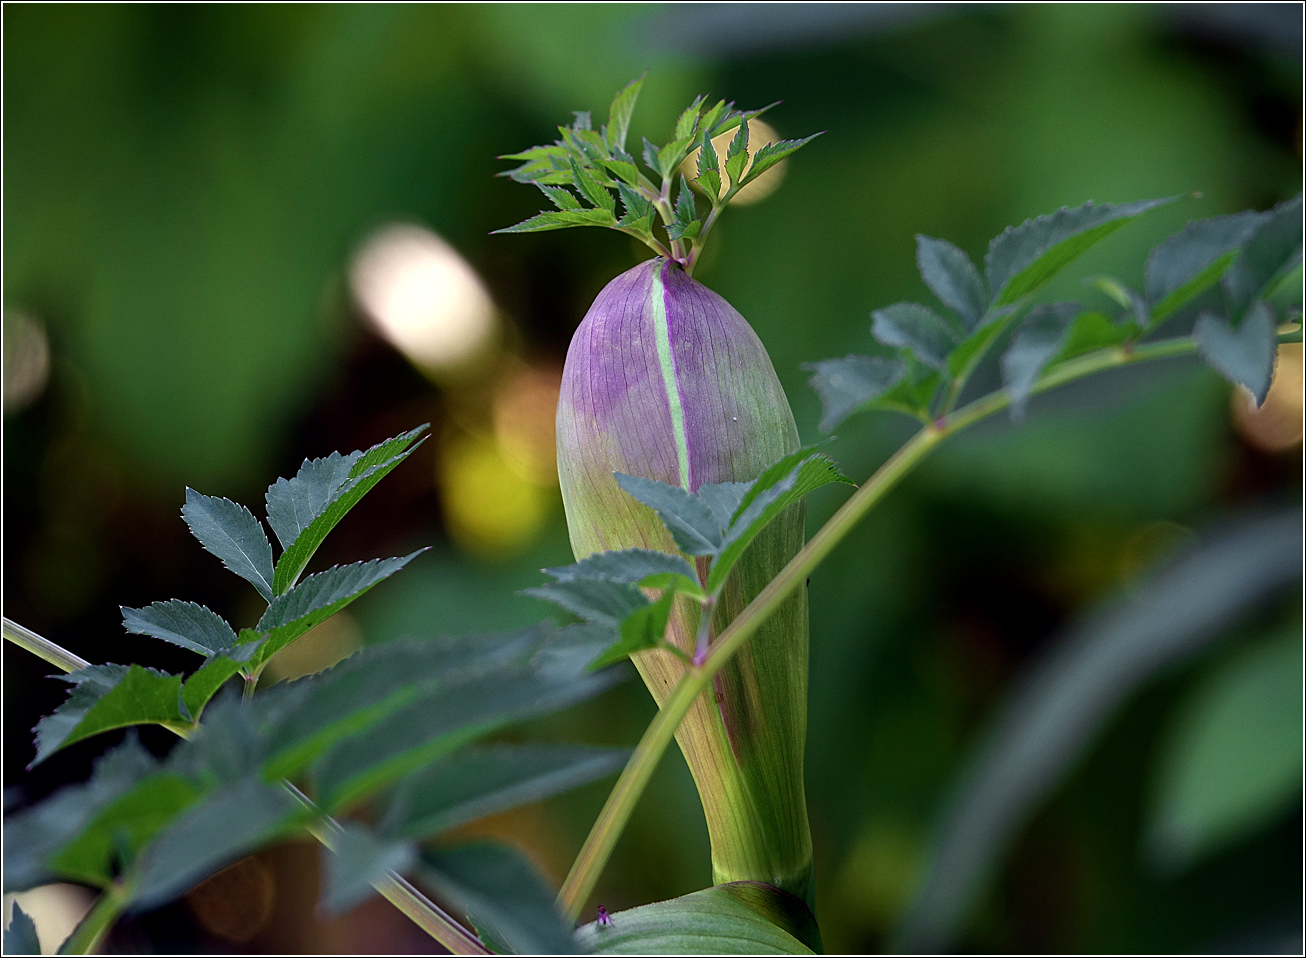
[803, 355, 908, 431]
[539, 184, 582, 211]
[47, 773, 202, 888]
[267, 425, 428, 595]
[4, 736, 157, 892]
[1086, 276, 1149, 328]
[120, 600, 239, 657]
[310, 635, 623, 810]
[4, 904, 40, 955]
[1055, 310, 1129, 363]
[1193, 302, 1277, 405]
[707, 452, 852, 594]
[1000, 302, 1082, 418]
[916, 235, 988, 331]
[872, 302, 962, 372]
[181, 649, 260, 716]
[543, 549, 697, 589]
[668, 175, 700, 242]
[499, 144, 572, 184]
[255, 552, 424, 666]
[321, 823, 416, 915]
[724, 118, 750, 190]
[129, 777, 305, 911]
[377, 745, 628, 841]
[640, 137, 663, 178]
[615, 182, 656, 233]
[570, 159, 616, 213]
[600, 156, 643, 188]
[575, 882, 817, 955]
[605, 76, 643, 153]
[695, 129, 722, 201]
[492, 209, 618, 234]
[419, 843, 578, 956]
[944, 311, 1017, 381]
[182, 489, 275, 602]
[700, 99, 733, 137]
[1222, 194, 1304, 318]
[589, 590, 676, 670]
[741, 133, 822, 188]
[33, 666, 190, 765]
[523, 578, 649, 629]
[613, 474, 723, 556]
[1147, 629, 1303, 871]
[695, 482, 750, 529]
[985, 197, 1179, 306]
[1145, 210, 1268, 322]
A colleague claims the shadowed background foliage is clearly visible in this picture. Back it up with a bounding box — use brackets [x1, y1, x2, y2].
[4, 3, 1301, 954]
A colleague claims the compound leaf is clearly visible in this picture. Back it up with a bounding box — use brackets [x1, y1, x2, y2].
[803, 355, 908, 431]
[121, 600, 239, 657]
[182, 490, 275, 602]
[32, 666, 190, 765]
[605, 76, 643, 153]
[1145, 210, 1268, 322]
[1193, 302, 1277, 405]
[1222, 194, 1304, 318]
[1000, 302, 1083, 419]
[916, 236, 988, 330]
[614, 474, 723, 556]
[542, 549, 697, 588]
[872, 302, 961, 372]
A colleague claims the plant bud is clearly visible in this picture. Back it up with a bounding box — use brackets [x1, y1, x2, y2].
[557, 257, 814, 907]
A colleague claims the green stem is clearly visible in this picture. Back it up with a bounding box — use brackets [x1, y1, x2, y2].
[557, 333, 1214, 920]
[58, 885, 127, 955]
[2, 617, 490, 957]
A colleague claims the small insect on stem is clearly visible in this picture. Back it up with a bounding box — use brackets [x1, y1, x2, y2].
[596, 904, 612, 927]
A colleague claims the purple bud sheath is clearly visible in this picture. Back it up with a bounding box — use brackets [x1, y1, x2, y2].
[557, 258, 814, 907]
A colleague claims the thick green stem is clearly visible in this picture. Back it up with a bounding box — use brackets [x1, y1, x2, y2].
[58, 885, 127, 955]
[1, 617, 490, 957]
[558, 333, 1219, 921]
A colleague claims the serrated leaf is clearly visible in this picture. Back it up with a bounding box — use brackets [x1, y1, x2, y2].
[945, 311, 1017, 381]
[419, 843, 579, 956]
[377, 745, 628, 840]
[675, 95, 705, 141]
[256, 552, 423, 666]
[916, 236, 988, 330]
[700, 99, 732, 136]
[675, 174, 697, 225]
[1145, 209, 1269, 322]
[641, 136, 662, 178]
[310, 635, 622, 810]
[986, 197, 1179, 306]
[1147, 629, 1303, 871]
[1086, 275, 1149, 328]
[571, 110, 592, 131]
[803, 355, 909, 431]
[655, 136, 695, 181]
[182, 489, 275, 602]
[576, 882, 817, 955]
[605, 76, 643, 153]
[181, 649, 259, 716]
[33, 666, 190, 765]
[492, 208, 618, 234]
[600, 156, 643, 188]
[741, 133, 821, 188]
[707, 452, 852, 593]
[1000, 302, 1083, 418]
[267, 425, 427, 594]
[321, 823, 416, 915]
[589, 590, 677, 670]
[695, 482, 750, 529]
[538, 184, 582, 211]
[724, 119, 750, 190]
[613, 474, 723, 556]
[47, 772, 202, 888]
[523, 578, 649, 628]
[121, 600, 239, 657]
[543, 548, 697, 587]
[4, 904, 40, 955]
[872, 302, 962, 372]
[695, 130, 722, 200]
[1222, 194, 1304, 318]
[4, 736, 157, 892]
[569, 158, 616, 213]
[1193, 302, 1277, 405]
[129, 777, 305, 911]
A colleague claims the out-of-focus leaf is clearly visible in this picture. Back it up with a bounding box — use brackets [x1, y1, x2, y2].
[1193, 303, 1277, 405]
[120, 600, 239, 657]
[916, 236, 988, 331]
[543, 549, 696, 588]
[4, 736, 158, 892]
[1147, 628, 1303, 871]
[944, 312, 1016, 381]
[320, 823, 416, 915]
[254, 552, 424, 666]
[589, 590, 676, 670]
[523, 578, 649, 629]
[897, 508, 1303, 953]
[605, 76, 643, 153]
[575, 881, 818, 955]
[182, 489, 275, 602]
[377, 745, 628, 840]
[1145, 210, 1268, 321]
[1054, 310, 1129, 363]
[129, 777, 305, 912]
[1000, 302, 1082, 418]
[614, 474, 723, 556]
[48, 773, 202, 887]
[3, 904, 40, 955]
[1086, 276, 1150, 328]
[803, 355, 908, 431]
[707, 453, 852, 593]
[492, 209, 619, 234]
[872, 302, 961, 372]
[1222, 194, 1304, 318]
[33, 666, 190, 765]
[985, 197, 1179, 306]
[419, 843, 578, 956]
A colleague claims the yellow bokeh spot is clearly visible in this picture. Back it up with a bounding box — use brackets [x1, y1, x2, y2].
[681, 118, 787, 206]
[1233, 341, 1304, 452]
[439, 428, 553, 557]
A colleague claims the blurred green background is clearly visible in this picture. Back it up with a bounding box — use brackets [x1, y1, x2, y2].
[4, 3, 1301, 954]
